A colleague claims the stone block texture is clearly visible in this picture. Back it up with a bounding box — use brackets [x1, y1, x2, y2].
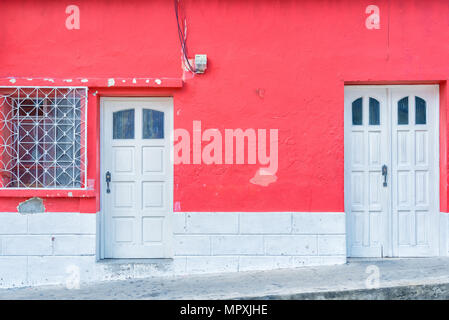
[173, 212, 346, 274]
[0, 211, 346, 288]
[0, 212, 96, 288]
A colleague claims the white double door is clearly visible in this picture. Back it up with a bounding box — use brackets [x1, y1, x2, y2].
[101, 98, 173, 258]
[345, 86, 439, 257]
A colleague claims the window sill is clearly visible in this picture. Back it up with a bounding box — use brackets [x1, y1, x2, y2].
[0, 189, 96, 198]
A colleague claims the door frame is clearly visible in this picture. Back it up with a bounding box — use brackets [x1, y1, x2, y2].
[344, 85, 440, 257]
[98, 97, 174, 260]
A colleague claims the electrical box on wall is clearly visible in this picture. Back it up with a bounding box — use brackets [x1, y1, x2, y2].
[194, 54, 207, 73]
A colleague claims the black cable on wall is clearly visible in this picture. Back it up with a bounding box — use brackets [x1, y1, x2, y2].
[174, 0, 198, 74]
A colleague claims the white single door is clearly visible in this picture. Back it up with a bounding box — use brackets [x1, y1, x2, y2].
[101, 98, 173, 258]
[345, 86, 439, 257]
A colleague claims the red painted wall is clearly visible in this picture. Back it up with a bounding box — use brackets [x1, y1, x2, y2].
[1, 0, 448, 213]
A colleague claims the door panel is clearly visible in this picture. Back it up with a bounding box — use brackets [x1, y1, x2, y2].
[345, 88, 389, 257]
[345, 86, 439, 257]
[391, 87, 439, 256]
[102, 98, 173, 259]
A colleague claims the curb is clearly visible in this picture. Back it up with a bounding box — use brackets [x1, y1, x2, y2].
[238, 282, 449, 300]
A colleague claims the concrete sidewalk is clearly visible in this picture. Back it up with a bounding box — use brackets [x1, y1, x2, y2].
[1, 258, 449, 299]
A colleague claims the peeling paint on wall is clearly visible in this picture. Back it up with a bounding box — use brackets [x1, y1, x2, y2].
[250, 169, 278, 187]
[17, 197, 45, 214]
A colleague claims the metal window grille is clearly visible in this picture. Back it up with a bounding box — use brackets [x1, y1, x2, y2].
[0, 87, 87, 189]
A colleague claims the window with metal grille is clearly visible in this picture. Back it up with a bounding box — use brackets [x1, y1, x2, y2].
[0, 87, 87, 189]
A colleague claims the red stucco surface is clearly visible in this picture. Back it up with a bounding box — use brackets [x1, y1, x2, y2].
[0, 0, 448, 213]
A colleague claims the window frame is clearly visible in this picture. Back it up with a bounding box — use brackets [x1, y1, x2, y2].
[0, 86, 88, 190]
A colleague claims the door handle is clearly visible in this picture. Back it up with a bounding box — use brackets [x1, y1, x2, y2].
[105, 171, 111, 194]
[382, 165, 388, 187]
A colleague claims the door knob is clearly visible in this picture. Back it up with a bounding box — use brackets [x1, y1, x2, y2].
[105, 171, 111, 194]
[382, 165, 388, 187]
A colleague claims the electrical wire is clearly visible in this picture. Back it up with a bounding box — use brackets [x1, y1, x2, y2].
[174, 0, 198, 74]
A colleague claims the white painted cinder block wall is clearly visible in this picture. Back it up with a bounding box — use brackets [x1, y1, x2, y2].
[0, 211, 346, 288]
[0, 212, 96, 288]
[173, 212, 346, 273]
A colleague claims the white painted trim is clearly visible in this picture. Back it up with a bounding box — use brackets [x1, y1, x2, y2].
[346, 85, 439, 90]
[439, 212, 449, 256]
[0, 86, 88, 89]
